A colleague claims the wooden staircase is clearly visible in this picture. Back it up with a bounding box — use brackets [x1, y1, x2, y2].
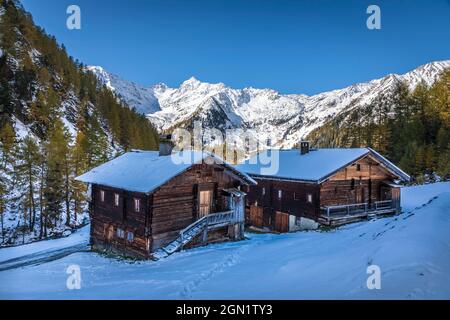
[153, 211, 234, 259]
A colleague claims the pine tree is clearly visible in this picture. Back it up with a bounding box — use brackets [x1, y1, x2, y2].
[0, 178, 6, 244]
[71, 131, 88, 223]
[0, 121, 15, 244]
[14, 135, 41, 232]
[43, 119, 70, 234]
[0, 121, 15, 165]
[0, 147, 11, 244]
[37, 144, 46, 239]
[85, 112, 110, 168]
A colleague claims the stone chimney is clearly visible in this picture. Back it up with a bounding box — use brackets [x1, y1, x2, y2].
[159, 134, 175, 156]
[300, 141, 310, 155]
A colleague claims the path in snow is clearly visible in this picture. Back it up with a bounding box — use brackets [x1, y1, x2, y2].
[0, 225, 89, 271]
[0, 243, 89, 272]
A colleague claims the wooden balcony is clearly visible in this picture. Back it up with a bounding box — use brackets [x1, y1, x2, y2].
[319, 200, 399, 226]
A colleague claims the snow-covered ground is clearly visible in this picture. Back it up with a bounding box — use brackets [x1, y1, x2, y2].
[0, 182, 449, 300]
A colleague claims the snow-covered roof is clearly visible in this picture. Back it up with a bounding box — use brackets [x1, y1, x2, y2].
[236, 148, 410, 183]
[76, 150, 256, 193]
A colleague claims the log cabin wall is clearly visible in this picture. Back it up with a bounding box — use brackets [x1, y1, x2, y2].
[320, 155, 397, 207]
[150, 163, 244, 251]
[89, 184, 150, 259]
[268, 180, 320, 219]
[246, 179, 320, 229]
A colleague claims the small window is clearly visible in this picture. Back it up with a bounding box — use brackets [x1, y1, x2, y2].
[134, 198, 140, 212]
[127, 231, 134, 242]
[295, 216, 302, 226]
[116, 228, 125, 239]
[351, 178, 356, 190]
[306, 194, 313, 203]
[114, 193, 119, 207]
[294, 192, 301, 201]
[278, 190, 282, 199]
[356, 164, 361, 171]
[100, 190, 105, 202]
[262, 187, 266, 196]
[254, 200, 258, 207]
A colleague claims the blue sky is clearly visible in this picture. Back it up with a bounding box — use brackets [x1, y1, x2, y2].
[21, 0, 450, 95]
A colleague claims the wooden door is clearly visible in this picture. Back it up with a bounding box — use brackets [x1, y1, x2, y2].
[106, 225, 114, 242]
[355, 186, 367, 204]
[381, 187, 392, 201]
[361, 187, 366, 203]
[275, 211, 289, 233]
[232, 195, 245, 223]
[392, 187, 401, 211]
[249, 206, 264, 228]
[199, 190, 213, 218]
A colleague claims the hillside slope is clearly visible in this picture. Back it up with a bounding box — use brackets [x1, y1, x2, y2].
[0, 0, 159, 246]
[0, 182, 449, 299]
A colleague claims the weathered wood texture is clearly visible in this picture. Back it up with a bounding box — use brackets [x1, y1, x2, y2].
[246, 179, 320, 219]
[89, 162, 248, 258]
[150, 163, 244, 251]
[89, 184, 150, 258]
[245, 154, 401, 232]
[248, 206, 264, 228]
[274, 212, 289, 233]
[320, 156, 396, 207]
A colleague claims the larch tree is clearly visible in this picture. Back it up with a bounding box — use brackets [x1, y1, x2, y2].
[14, 135, 41, 232]
[43, 119, 71, 233]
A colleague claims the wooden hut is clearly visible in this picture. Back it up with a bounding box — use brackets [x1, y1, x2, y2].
[76, 149, 256, 259]
[236, 142, 410, 230]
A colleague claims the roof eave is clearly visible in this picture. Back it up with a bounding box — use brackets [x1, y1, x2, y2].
[246, 173, 319, 184]
[366, 147, 411, 182]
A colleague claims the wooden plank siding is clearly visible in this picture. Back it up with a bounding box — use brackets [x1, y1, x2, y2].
[275, 212, 289, 233]
[90, 184, 150, 258]
[150, 163, 243, 251]
[320, 155, 397, 207]
[248, 206, 264, 228]
[245, 154, 401, 232]
[246, 179, 320, 231]
[88, 162, 249, 258]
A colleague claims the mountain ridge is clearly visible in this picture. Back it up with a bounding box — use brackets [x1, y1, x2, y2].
[88, 60, 450, 148]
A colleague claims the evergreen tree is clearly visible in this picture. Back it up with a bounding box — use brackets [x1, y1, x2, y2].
[0, 121, 15, 165]
[71, 131, 88, 223]
[0, 177, 6, 244]
[307, 71, 450, 182]
[14, 135, 41, 232]
[85, 111, 110, 168]
[43, 119, 70, 234]
[0, 121, 15, 244]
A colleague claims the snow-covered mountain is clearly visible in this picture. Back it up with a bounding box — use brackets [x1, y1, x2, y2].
[88, 61, 450, 148]
[87, 66, 161, 114]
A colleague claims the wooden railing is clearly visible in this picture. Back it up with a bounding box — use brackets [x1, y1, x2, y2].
[155, 210, 238, 257]
[321, 200, 394, 218]
[179, 216, 208, 245]
[179, 210, 234, 246]
[207, 210, 234, 226]
[374, 200, 394, 210]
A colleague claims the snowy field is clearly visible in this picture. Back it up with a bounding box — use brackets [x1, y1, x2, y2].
[0, 182, 449, 300]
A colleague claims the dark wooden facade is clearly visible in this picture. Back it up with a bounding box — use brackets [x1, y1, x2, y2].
[246, 154, 403, 231]
[88, 163, 250, 259]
